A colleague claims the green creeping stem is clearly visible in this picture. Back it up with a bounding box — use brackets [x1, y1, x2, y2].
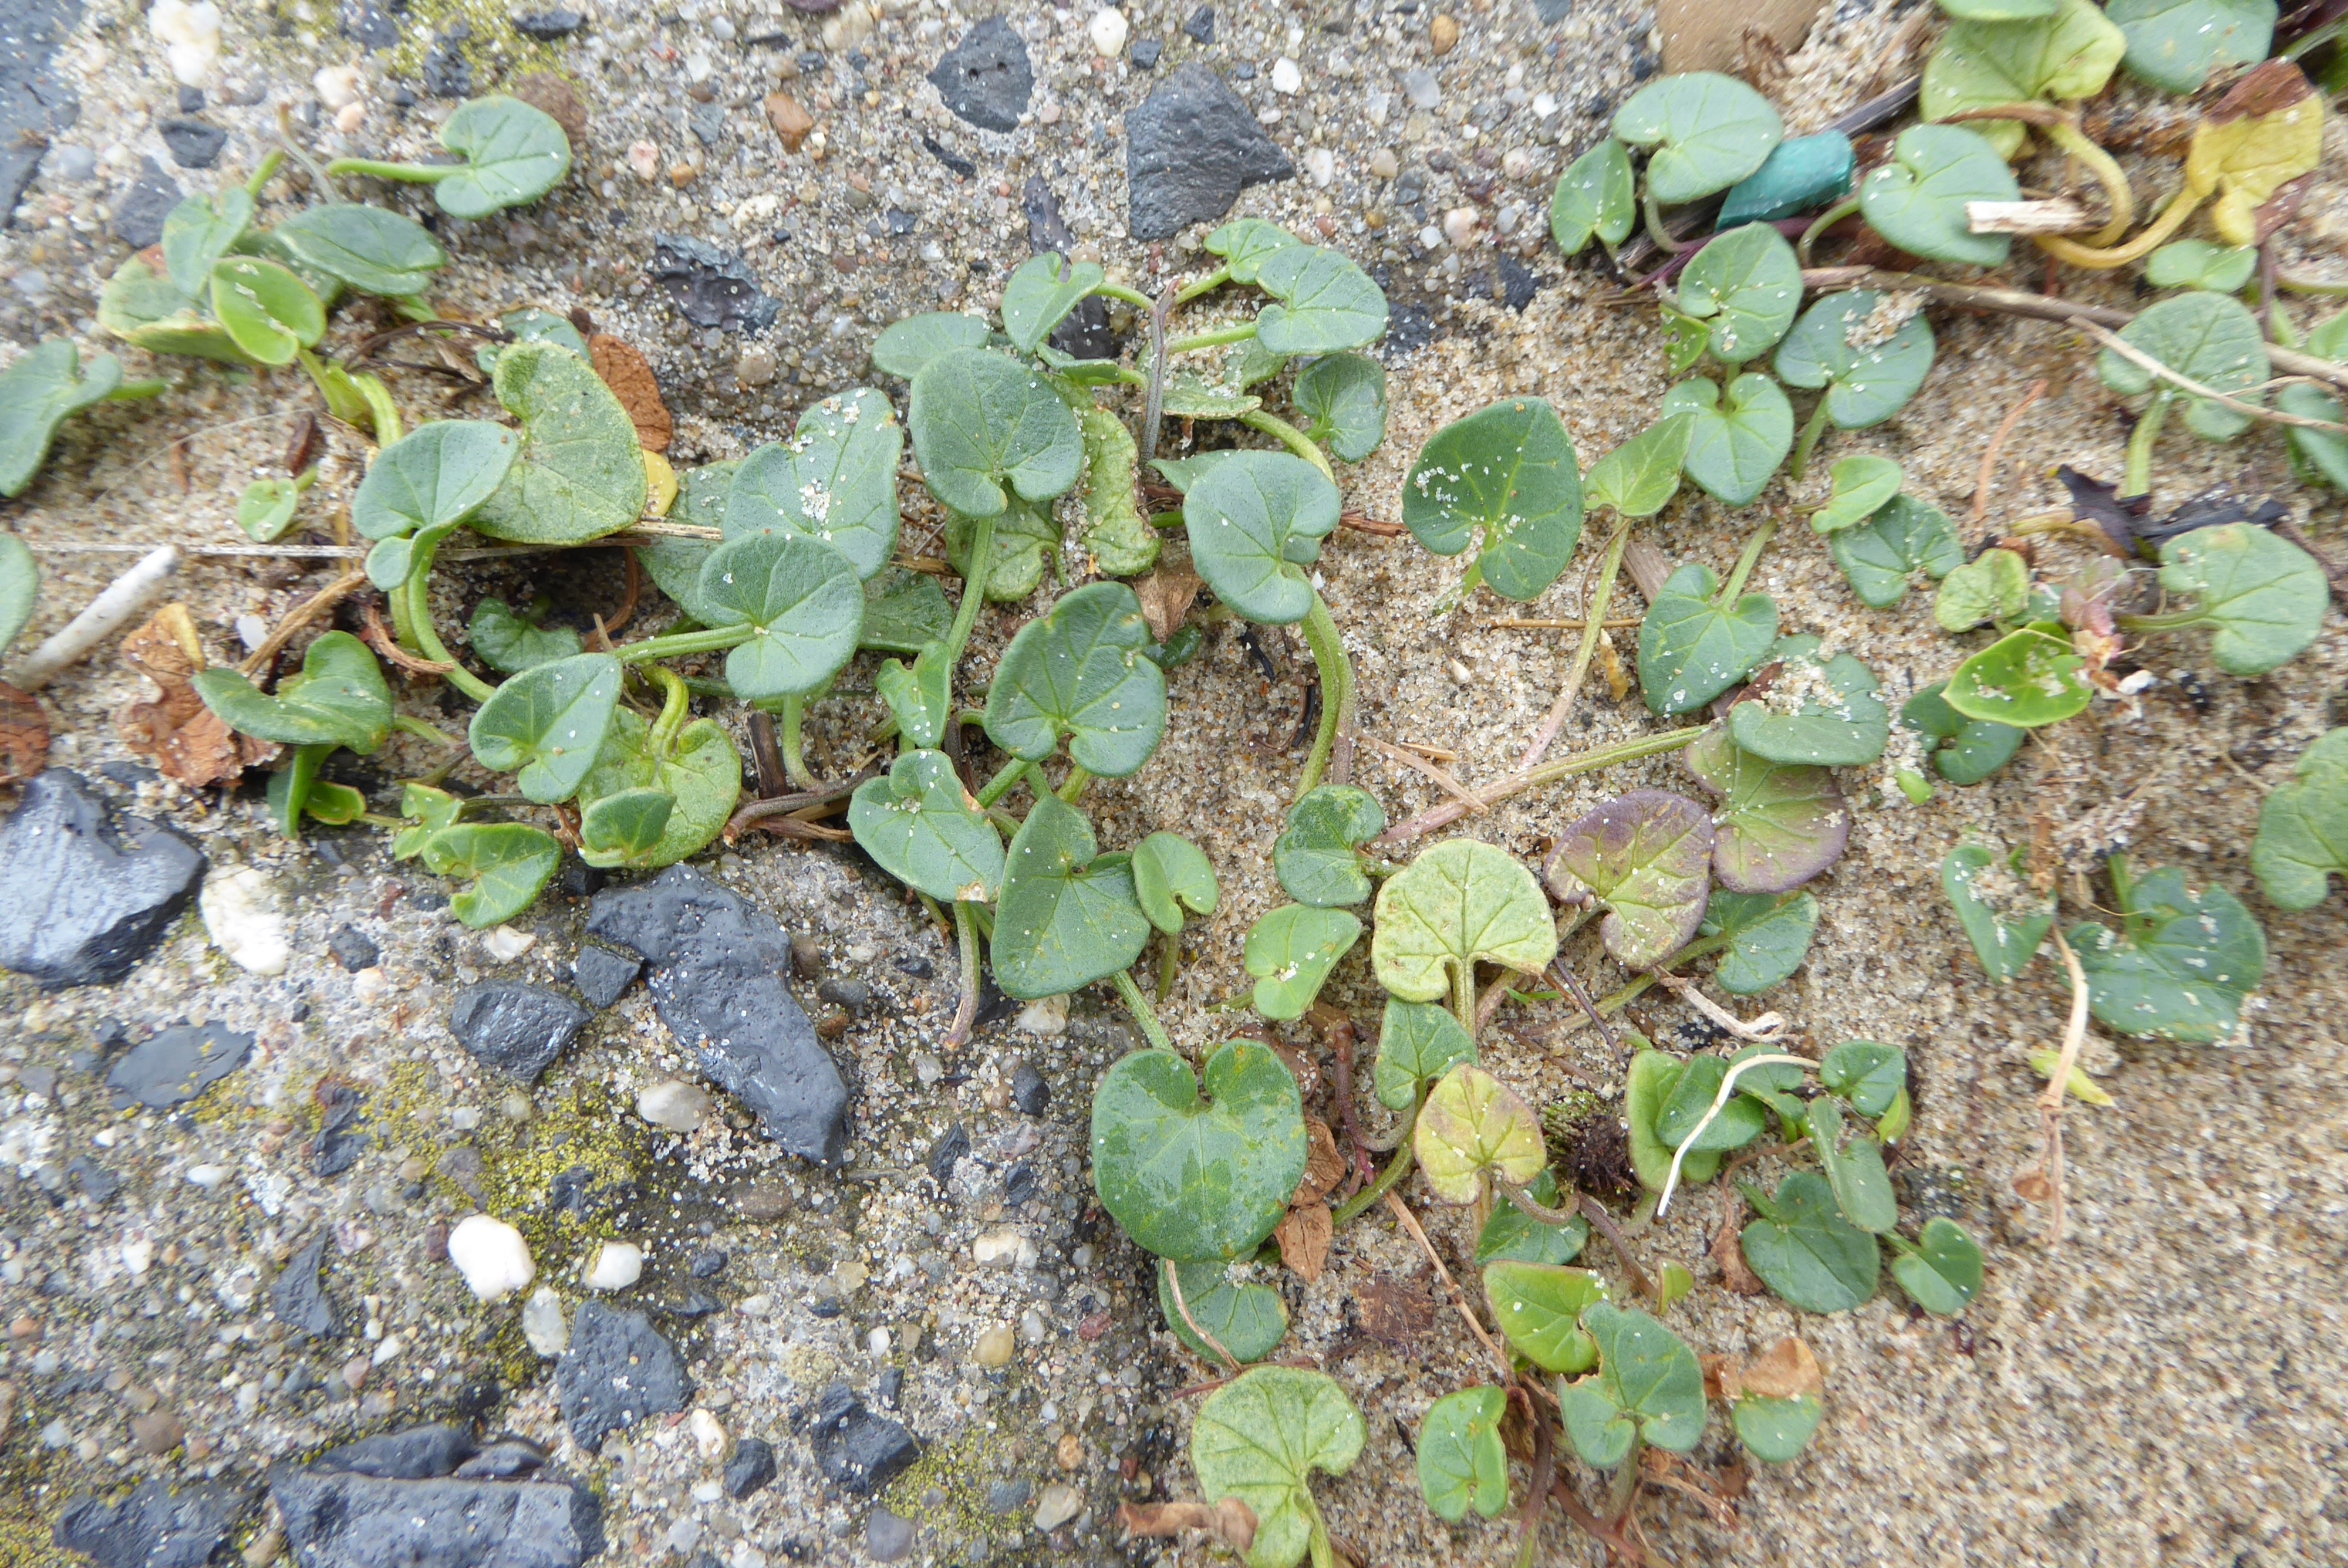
[244, 150, 285, 198]
[278, 742, 332, 837]
[1111, 967, 1175, 1052]
[1296, 594, 1355, 799]
[324, 157, 462, 184]
[613, 625, 754, 664]
[1790, 397, 1835, 482]
[1091, 281, 1156, 310]
[402, 534, 497, 703]
[777, 694, 815, 790]
[975, 755, 1033, 809]
[1057, 763, 1093, 804]
[947, 900, 983, 1047]
[943, 510, 997, 669]
[1720, 513, 1778, 603]
[1331, 1100, 1420, 1226]
[1239, 410, 1337, 482]
[1163, 321, 1259, 355]
[2123, 387, 2174, 499]
[647, 665, 691, 756]
[1173, 266, 1231, 306]
[1797, 195, 1862, 269]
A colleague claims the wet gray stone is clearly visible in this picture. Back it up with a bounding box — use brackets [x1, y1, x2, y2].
[453, 1439, 548, 1480]
[447, 982, 588, 1083]
[1131, 36, 1160, 69]
[0, 771, 207, 989]
[1125, 64, 1294, 241]
[106, 1023, 252, 1111]
[571, 944, 640, 1009]
[110, 157, 182, 248]
[926, 1123, 970, 1184]
[0, 0, 80, 221]
[689, 100, 726, 146]
[587, 865, 851, 1164]
[341, 0, 402, 48]
[52, 1478, 248, 1568]
[650, 234, 781, 332]
[314, 1424, 477, 1479]
[1183, 5, 1215, 43]
[986, 1478, 1032, 1514]
[312, 1080, 367, 1177]
[1010, 1061, 1050, 1115]
[422, 26, 474, 97]
[512, 8, 583, 38]
[723, 1437, 775, 1499]
[329, 924, 382, 971]
[929, 17, 1033, 133]
[866, 1509, 915, 1562]
[555, 1303, 692, 1452]
[65, 1155, 117, 1203]
[810, 1383, 920, 1495]
[269, 1235, 339, 1340]
[271, 1444, 603, 1568]
[157, 118, 225, 168]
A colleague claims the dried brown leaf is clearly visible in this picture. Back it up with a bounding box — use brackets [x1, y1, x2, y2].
[1269, 1041, 1319, 1102]
[116, 604, 275, 786]
[1135, 562, 1202, 644]
[590, 334, 673, 452]
[1735, 1336, 1822, 1402]
[1713, 1207, 1766, 1296]
[120, 603, 204, 686]
[1274, 1201, 1331, 1283]
[1356, 1275, 1436, 1345]
[1118, 1499, 1257, 1553]
[1294, 1117, 1345, 1205]
[0, 682, 48, 784]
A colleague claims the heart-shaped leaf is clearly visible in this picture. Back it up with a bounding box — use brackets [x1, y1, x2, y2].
[1417, 1387, 1509, 1521]
[210, 256, 323, 366]
[1611, 73, 1783, 205]
[391, 783, 464, 860]
[946, 495, 1061, 603]
[1829, 492, 1965, 607]
[1077, 407, 1159, 577]
[2099, 292, 2266, 440]
[1373, 998, 1477, 1110]
[274, 204, 447, 296]
[992, 793, 1152, 996]
[1205, 218, 1303, 281]
[1901, 682, 2022, 785]
[1293, 353, 1388, 463]
[467, 651, 623, 803]
[1718, 130, 1857, 226]
[1372, 840, 1558, 1003]
[1921, 0, 2128, 157]
[1683, 726, 1850, 893]
[1477, 1168, 1588, 1266]
[2252, 728, 2348, 910]
[1776, 292, 1937, 430]
[430, 94, 572, 218]
[910, 347, 1084, 516]
[1152, 368, 1261, 420]
[1160, 1259, 1290, 1364]
[872, 312, 991, 379]
[1485, 1261, 1608, 1373]
[1726, 636, 1890, 766]
[1654, 1053, 1767, 1154]
[1820, 1040, 1907, 1118]
[1152, 451, 1241, 495]
[581, 787, 674, 864]
[1549, 138, 1636, 255]
[1560, 1303, 1707, 1467]
[1858, 124, 2019, 268]
[1133, 831, 1219, 934]
[193, 630, 392, 753]
[98, 249, 247, 362]
[1545, 791, 1713, 969]
[1414, 1063, 1546, 1205]
[727, 389, 904, 578]
[469, 596, 582, 675]
[574, 709, 739, 869]
[1659, 374, 1793, 507]
[849, 749, 1006, 903]
[1943, 623, 2091, 727]
[1275, 786, 1386, 908]
[351, 420, 521, 543]
[1674, 223, 1803, 364]
[1809, 1098, 1895, 1233]
[2187, 63, 2326, 247]
[418, 822, 562, 929]
[1638, 562, 1779, 716]
[2110, 0, 2275, 93]
[2071, 860, 2264, 1041]
[1092, 1039, 1307, 1261]
[697, 532, 865, 700]
[1888, 1218, 1985, 1315]
[2145, 238, 2259, 294]
[1810, 455, 1902, 535]
[1624, 1049, 1716, 1192]
[1935, 546, 2031, 633]
[0, 339, 123, 498]
[1739, 1171, 1880, 1313]
[470, 342, 649, 545]
[1183, 451, 1342, 624]
[1701, 890, 1820, 994]
[1254, 246, 1388, 354]
[1192, 1367, 1364, 1568]
[1722, 1337, 1827, 1462]
[0, 535, 36, 655]
[1001, 252, 1105, 354]
[875, 639, 952, 750]
[1246, 905, 1363, 1020]
[161, 187, 255, 296]
[861, 566, 953, 654]
[2153, 523, 2327, 676]
[1585, 413, 1692, 519]
[983, 581, 1168, 774]
[1402, 396, 1585, 601]
[1941, 843, 2055, 982]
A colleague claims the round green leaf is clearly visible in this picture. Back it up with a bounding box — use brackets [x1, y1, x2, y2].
[1192, 1367, 1364, 1568]
[273, 204, 448, 296]
[1205, 218, 1303, 282]
[573, 708, 739, 869]
[1001, 252, 1105, 355]
[1626, 1049, 1718, 1193]
[1477, 1168, 1588, 1266]
[1719, 130, 1857, 226]
[849, 749, 1006, 903]
[1654, 1054, 1766, 1154]
[1253, 245, 1389, 354]
[2252, 728, 2348, 911]
[1943, 623, 2091, 728]
[1092, 1039, 1307, 1261]
[1941, 842, 2056, 982]
[1829, 492, 1965, 607]
[191, 630, 392, 754]
[2283, 382, 2348, 488]
[872, 312, 991, 379]
[1417, 1387, 1509, 1522]
[909, 347, 1084, 517]
[2098, 292, 2266, 440]
[1560, 1303, 1707, 1468]
[947, 495, 1061, 602]
[0, 534, 37, 655]
[468, 598, 581, 675]
[861, 564, 953, 654]
[1809, 1098, 1896, 1233]
[1921, 0, 2128, 157]
[1132, 831, 1219, 934]
[209, 256, 323, 366]
[1371, 840, 1558, 1003]
[1659, 374, 1793, 507]
[352, 420, 522, 541]
[1740, 1171, 1880, 1313]
[1901, 682, 2022, 785]
[0, 339, 122, 498]
[1293, 352, 1388, 463]
[2145, 238, 2259, 294]
[1733, 1391, 1826, 1462]
[1611, 73, 1784, 205]
[1549, 138, 1635, 255]
[580, 788, 674, 864]
[2070, 863, 2265, 1042]
[1275, 785, 1386, 908]
[2110, 0, 2275, 93]
[1890, 1218, 1985, 1316]
[1639, 562, 1779, 716]
[1858, 124, 2019, 268]
[1811, 455, 1903, 535]
[875, 617, 948, 743]
[1700, 890, 1820, 995]
[1246, 905, 1362, 1021]
[1726, 636, 1890, 767]
[1819, 1040, 1907, 1118]
[1160, 1259, 1290, 1364]
[694, 530, 865, 699]
[98, 249, 248, 363]
[1183, 451, 1342, 625]
[1584, 413, 1692, 519]
[419, 823, 562, 929]
[1485, 1261, 1608, 1373]
[1775, 292, 1936, 430]
[432, 94, 572, 218]
[1935, 546, 2031, 633]
[993, 792, 1152, 998]
[1675, 222, 1803, 364]
[983, 581, 1168, 775]
[2155, 523, 2327, 677]
[469, 342, 649, 545]
[1545, 791, 1713, 970]
[1401, 397, 1585, 601]
[727, 389, 904, 579]
[1372, 998, 1477, 1111]
[466, 651, 623, 804]
[1413, 1063, 1546, 1205]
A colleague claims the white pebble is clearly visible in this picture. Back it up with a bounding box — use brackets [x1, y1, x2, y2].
[522, 1286, 568, 1356]
[580, 1240, 644, 1292]
[234, 614, 269, 651]
[973, 1229, 1039, 1269]
[482, 925, 536, 962]
[1016, 995, 1069, 1036]
[1305, 147, 1334, 187]
[201, 866, 289, 976]
[689, 1408, 730, 1461]
[313, 65, 362, 110]
[628, 141, 660, 181]
[120, 1238, 154, 1277]
[1532, 91, 1558, 118]
[150, 0, 221, 85]
[867, 1327, 891, 1358]
[1088, 8, 1128, 58]
[185, 1164, 227, 1189]
[447, 1215, 535, 1302]
[1443, 207, 1482, 248]
[637, 1079, 713, 1133]
[1271, 57, 1303, 94]
[1018, 1308, 1048, 1344]
[333, 103, 366, 134]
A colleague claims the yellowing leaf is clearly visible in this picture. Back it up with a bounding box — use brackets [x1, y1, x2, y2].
[2184, 61, 2325, 246]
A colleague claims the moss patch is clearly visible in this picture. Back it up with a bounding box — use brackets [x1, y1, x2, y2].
[879, 1425, 1013, 1546]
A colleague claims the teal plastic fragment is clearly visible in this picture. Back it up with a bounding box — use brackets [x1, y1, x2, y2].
[1716, 131, 1857, 229]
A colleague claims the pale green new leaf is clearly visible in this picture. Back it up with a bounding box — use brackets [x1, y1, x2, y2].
[1192, 1367, 1365, 1568]
[727, 389, 905, 577]
[469, 343, 649, 544]
[2252, 728, 2348, 910]
[1372, 840, 1557, 1003]
[993, 792, 1152, 998]
[1611, 73, 1783, 204]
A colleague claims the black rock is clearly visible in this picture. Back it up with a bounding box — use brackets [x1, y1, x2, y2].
[1010, 1061, 1050, 1116]
[106, 1023, 252, 1111]
[110, 157, 183, 248]
[52, 1478, 248, 1568]
[0, 772, 207, 989]
[0, 0, 79, 222]
[271, 1448, 603, 1568]
[690, 100, 726, 147]
[1131, 36, 1161, 69]
[689, 1247, 728, 1278]
[329, 924, 382, 972]
[157, 118, 225, 168]
[453, 1439, 548, 1480]
[815, 977, 871, 1013]
[650, 1290, 723, 1319]
[724, 1437, 777, 1499]
[809, 1383, 920, 1495]
[650, 233, 781, 332]
[65, 1155, 118, 1204]
[422, 28, 475, 97]
[313, 1080, 367, 1177]
[342, 0, 402, 48]
[315, 1424, 478, 1479]
[926, 1123, 970, 1184]
[555, 1303, 692, 1452]
[895, 954, 933, 979]
[1003, 1163, 1037, 1207]
[1183, 5, 1215, 42]
[1384, 299, 1439, 359]
[920, 134, 976, 179]
[927, 17, 1033, 133]
[556, 857, 604, 900]
[1125, 64, 1294, 241]
[876, 1364, 903, 1407]
[175, 86, 203, 112]
[586, 865, 851, 1164]
[513, 8, 585, 39]
[447, 982, 588, 1083]
[270, 1235, 339, 1340]
[884, 207, 917, 236]
[571, 944, 641, 1009]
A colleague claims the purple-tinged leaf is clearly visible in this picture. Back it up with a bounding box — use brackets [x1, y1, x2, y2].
[1544, 791, 1713, 969]
[1683, 727, 1851, 894]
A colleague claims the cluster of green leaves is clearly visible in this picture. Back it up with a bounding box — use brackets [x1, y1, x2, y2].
[0, 340, 158, 499]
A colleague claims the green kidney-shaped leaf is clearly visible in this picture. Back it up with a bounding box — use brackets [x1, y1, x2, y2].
[1941, 843, 2055, 982]
[1943, 623, 2092, 728]
[1740, 1171, 1881, 1313]
[1611, 73, 1783, 205]
[1829, 492, 1965, 607]
[1639, 562, 1779, 716]
[849, 748, 1005, 903]
[1584, 413, 1692, 519]
[983, 580, 1168, 774]
[1294, 353, 1388, 463]
[353, 420, 521, 542]
[1477, 1168, 1588, 1266]
[274, 204, 447, 296]
[2070, 862, 2264, 1042]
[1684, 727, 1851, 894]
[1901, 682, 2023, 785]
[1183, 451, 1342, 624]
[1811, 455, 1903, 536]
[1192, 1367, 1365, 1568]
[2146, 238, 2259, 294]
[192, 630, 392, 753]
[1935, 546, 2031, 633]
[1654, 1053, 1767, 1154]
[1093, 1039, 1307, 1261]
[1560, 1303, 1707, 1468]
[875, 638, 951, 750]
[1485, 1261, 1608, 1373]
[947, 495, 1061, 603]
[1921, 0, 2128, 157]
[419, 822, 563, 928]
[0, 535, 36, 654]
[1246, 905, 1363, 1020]
[861, 565, 953, 654]
[1402, 397, 1585, 601]
[1701, 890, 1819, 994]
[432, 94, 572, 218]
[2252, 728, 2348, 910]
[910, 347, 1084, 517]
[1779, 292, 1936, 432]
[992, 793, 1152, 998]
[697, 532, 865, 701]
[580, 787, 674, 864]
[1625, 1049, 1716, 1192]
[872, 312, 991, 379]
[631, 458, 731, 620]
[1254, 246, 1389, 354]
[1549, 138, 1636, 255]
[469, 597, 582, 674]
[467, 651, 623, 803]
[1809, 1097, 1896, 1233]
[1417, 1386, 1509, 1522]
[1858, 124, 2019, 268]
[573, 708, 738, 870]
[210, 257, 324, 366]
[1001, 252, 1105, 355]
[1373, 998, 1477, 1111]
[1726, 636, 1890, 766]
[470, 343, 649, 544]
[1205, 218, 1303, 282]
[162, 187, 255, 297]
[1372, 840, 1558, 1003]
[1819, 1040, 1906, 1118]
[1545, 791, 1713, 969]
[1077, 407, 1159, 577]
[1675, 223, 1803, 363]
[2155, 523, 2327, 677]
[1733, 1390, 1826, 1463]
[98, 249, 248, 363]
[1276, 785, 1386, 907]
[1160, 1259, 1290, 1364]
[727, 389, 904, 578]
[1132, 831, 1219, 934]
[1413, 1063, 1546, 1205]
[0, 339, 123, 498]
[1890, 1218, 1985, 1315]
[2110, 0, 2275, 93]
[1659, 374, 1794, 507]
[2099, 292, 2266, 440]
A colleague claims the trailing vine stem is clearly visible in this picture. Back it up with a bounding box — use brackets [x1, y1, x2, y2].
[1239, 410, 1336, 482]
[2122, 388, 2174, 499]
[1112, 967, 1175, 1053]
[775, 694, 816, 790]
[1375, 726, 1706, 844]
[1294, 594, 1355, 799]
[1519, 519, 1631, 771]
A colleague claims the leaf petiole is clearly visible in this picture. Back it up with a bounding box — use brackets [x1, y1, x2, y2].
[1172, 265, 1232, 306]
[647, 665, 691, 756]
[1331, 1114, 1418, 1226]
[945, 900, 982, 1049]
[975, 755, 1033, 809]
[1163, 321, 1259, 355]
[1718, 514, 1779, 604]
[941, 508, 997, 668]
[323, 156, 461, 185]
[1296, 593, 1355, 797]
[1111, 966, 1175, 1052]
[777, 692, 815, 789]
[1239, 409, 1335, 482]
[2121, 387, 2172, 499]
[400, 536, 495, 702]
[1057, 762, 1093, 804]
[1789, 397, 1834, 482]
[1089, 281, 1156, 310]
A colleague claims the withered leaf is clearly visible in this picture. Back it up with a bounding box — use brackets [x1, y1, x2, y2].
[1714, 1206, 1766, 1295]
[116, 603, 278, 786]
[1732, 1336, 1822, 1401]
[1274, 1200, 1331, 1283]
[2056, 465, 2152, 555]
[1135, 561, 1203, 645]
[1293, 1117, 1345, 1205]
[0, 681, 48, 784]
[1355, 1275, 1436, 1345]
[1118, 1499, 1258, 1553]
[589, 333, 674, 453]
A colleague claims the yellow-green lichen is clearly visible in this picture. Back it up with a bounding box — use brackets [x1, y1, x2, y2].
[879, 1425, 1011, 1543]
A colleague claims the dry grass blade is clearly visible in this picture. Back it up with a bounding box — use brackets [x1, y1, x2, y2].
[1975, 378, 2049, 526]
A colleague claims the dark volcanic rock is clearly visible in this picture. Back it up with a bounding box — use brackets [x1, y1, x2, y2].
[650, 234, 781, 332]
[110, 157, 182, 248]
[555, 1303, 692, 1452]
[1131, 36, 1160, 69]
[809, 1383, 920, 1495]
[106, 1023, 252, 1111]
[0, 771, 207, 988]
[1124, 63, 1293, 241]
[341, 0, 402, 48]
[271, 1426, 603, 1568]
[453, 1439, 547, 1480]
[1, 0, 80, 221]
[1010, 1061, 1050, 1115]
[328, 924, 381, 971]
[587, 864, 851, 1164]
[928, 17, 1032, 133]
[270, 1235, 339, 1340]
[157, 118, 225, 168]
[422, 26, 474, 97]
[724, 1437, 777, 1499]
[52, 1478, 247, 1568]
[314, 1424, 478, 1479]
[571, 944, 641, 1009]
[925, 1123, 970, 1184]
[312, 1079, 367, 1176]
[512, 8, 584, 39]
[1183, 5, 1215, 42]
[447, 982, 588, 1083]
